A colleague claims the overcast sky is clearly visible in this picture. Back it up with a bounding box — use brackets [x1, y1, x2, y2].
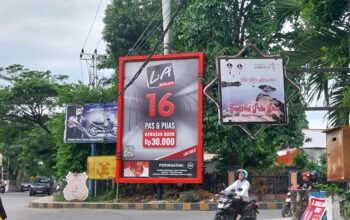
[0, 0, 110, 84]
[0, 0, 328, 129]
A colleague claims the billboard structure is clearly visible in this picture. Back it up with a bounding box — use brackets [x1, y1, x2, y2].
[64, 104, 117, 143]
[217, 57, 287, 124]
[116, 53, 204, 183]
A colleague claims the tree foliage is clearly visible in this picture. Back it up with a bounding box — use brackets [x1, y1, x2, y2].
[103, 0, 163, 68]
[4, 0, 346, 181]
[0, 65, 116, 180]
[257, 0, 350, 126]
[0, 65, 66, 134]
[102, 0, 308, 170]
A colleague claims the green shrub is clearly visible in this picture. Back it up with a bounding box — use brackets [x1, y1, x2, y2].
[179, 190, 199, 203]
[85, 189, 115, 202]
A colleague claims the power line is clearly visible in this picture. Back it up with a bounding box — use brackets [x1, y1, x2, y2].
[82, 0, 104, 49]
[119, 0, 188, 96]
[95, 38, 103, 51]
[94, 0, 111, 51]
[127, 1, 165, 55]
[128, 2, 175, 56]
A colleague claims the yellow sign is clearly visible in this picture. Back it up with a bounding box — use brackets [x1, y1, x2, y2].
[87, 156, 116, 180]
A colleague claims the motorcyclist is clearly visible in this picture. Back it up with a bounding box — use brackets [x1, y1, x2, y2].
[310, 170, 319, 188]
[223, 169, 250, 217]
[299, 171, 313, 191]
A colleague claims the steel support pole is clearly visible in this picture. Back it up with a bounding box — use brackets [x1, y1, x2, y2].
[89, 143, 95, 196]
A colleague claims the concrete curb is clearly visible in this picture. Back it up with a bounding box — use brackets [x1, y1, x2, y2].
[29, 198, 283, 211]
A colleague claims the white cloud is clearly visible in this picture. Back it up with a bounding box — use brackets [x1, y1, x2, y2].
[0, 0, 108, 84]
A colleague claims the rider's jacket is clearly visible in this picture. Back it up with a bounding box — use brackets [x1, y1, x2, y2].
[224, 179, 250, 202]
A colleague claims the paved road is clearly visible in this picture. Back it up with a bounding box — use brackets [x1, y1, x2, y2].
[1, 192, 291, 220]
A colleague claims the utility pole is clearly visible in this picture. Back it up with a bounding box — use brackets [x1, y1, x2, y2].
[80, 49, 98, 88]
[162, 0, 171, 54]
[155, 0, 172, 201]
[79, 49, 99, 196]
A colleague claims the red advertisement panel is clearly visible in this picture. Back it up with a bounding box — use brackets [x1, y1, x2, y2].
[116, 53, 204, 183]
[301, 197, 327, 220]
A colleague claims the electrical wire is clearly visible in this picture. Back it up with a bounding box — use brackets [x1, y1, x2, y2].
[94, 0, 111, 51]
[95, 38, 103, 51]
[118, 0, 188, 96]
[127, 1, 165, 55]
[129, 22, 161, 55]
[95, 1, 163, 55]
[129, 3, 175, 56]
[82, 0, 104, 50]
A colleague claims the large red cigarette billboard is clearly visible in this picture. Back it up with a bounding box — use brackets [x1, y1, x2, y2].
[116, 53, 204, 183]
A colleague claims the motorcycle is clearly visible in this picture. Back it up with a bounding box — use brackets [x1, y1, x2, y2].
[214, 189, 259, 220]
[88, 120, 117, 137]
[281, 191, 292, 217]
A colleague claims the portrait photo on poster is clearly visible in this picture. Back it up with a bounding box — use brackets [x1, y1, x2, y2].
[123, 161, 150, 177]
[66, 105, 90, 140]
[218, 57, 287, 124]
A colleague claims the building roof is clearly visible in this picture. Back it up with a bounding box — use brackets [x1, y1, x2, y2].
[204, 153, 217, 162]
[302, 129, 326, 149]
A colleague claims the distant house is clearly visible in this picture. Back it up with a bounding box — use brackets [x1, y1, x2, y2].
[301, 129, 327, 164]
[204, 153, 219, 174]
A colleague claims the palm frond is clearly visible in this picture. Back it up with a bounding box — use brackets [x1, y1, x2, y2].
[254, 0, 299, 37]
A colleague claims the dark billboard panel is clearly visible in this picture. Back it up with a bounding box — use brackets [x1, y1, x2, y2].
[116, 53, 204, 183]
[64, 104, 117, 143]
[217, 57, 287, 124]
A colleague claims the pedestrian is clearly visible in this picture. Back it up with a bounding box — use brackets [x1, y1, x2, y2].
[0, 196, 7, 220]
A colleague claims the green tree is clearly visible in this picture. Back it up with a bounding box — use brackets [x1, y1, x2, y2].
[102, 0, 308, 169]
[0, 65, 68, 179]
[53, 82, 117, 179]
[171, 0, 307, 168]
[103, 0, 163, 68]
[0, 65, 117, 180]
[256, 0, 350, 126]
[0, 64, 67, 134]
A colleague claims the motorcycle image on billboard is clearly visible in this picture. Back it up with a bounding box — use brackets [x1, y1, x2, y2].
[64, 104, 117, 143]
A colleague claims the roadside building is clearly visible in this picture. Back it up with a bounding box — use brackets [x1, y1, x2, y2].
[301, 129, 327, 164]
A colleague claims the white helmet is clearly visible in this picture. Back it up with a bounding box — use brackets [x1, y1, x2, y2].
[237, 169, 248, 179]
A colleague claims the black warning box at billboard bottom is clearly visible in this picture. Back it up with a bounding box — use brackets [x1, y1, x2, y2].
[149, 161, 197, 178]
[146, 63, 175, 89]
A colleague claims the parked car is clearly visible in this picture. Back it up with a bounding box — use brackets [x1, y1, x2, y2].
[20, 181, 31, 192]
[29, 176, 54, 196]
